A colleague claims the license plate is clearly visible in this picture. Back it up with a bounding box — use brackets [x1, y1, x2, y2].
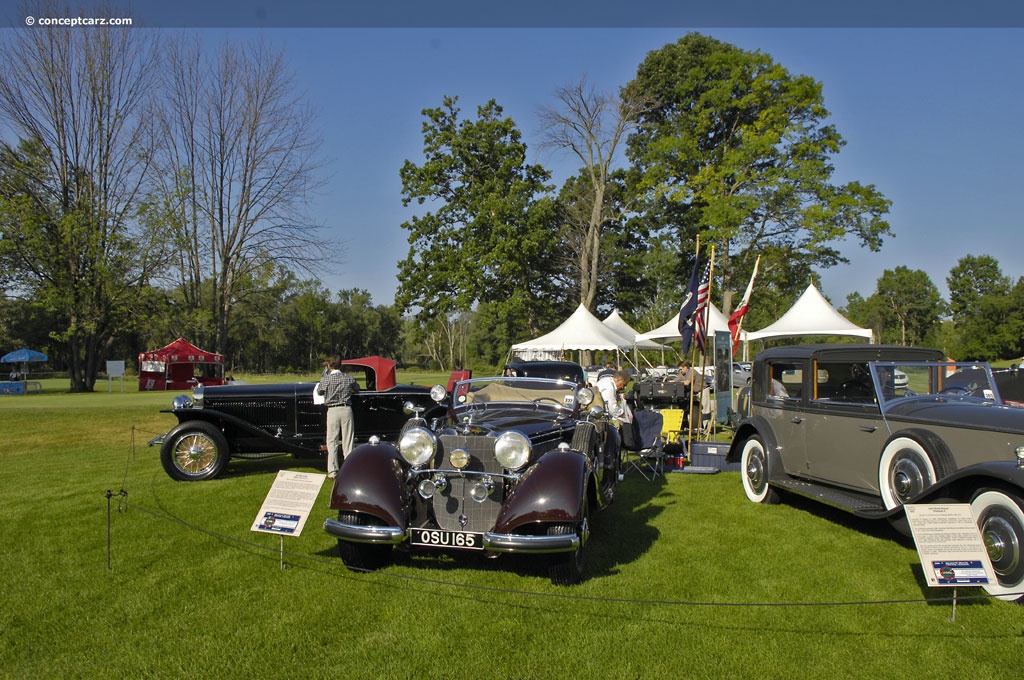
[410, 528, 484, 551]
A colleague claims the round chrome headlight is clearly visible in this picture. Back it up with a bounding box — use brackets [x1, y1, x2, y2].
[576, 387, 595, 407]
[399, 427, 436, 467]
[430, 384, 448, 403]
[494, 431, 531, 470]
[192, 384, 205, 407]
[172, 395, 193, 409]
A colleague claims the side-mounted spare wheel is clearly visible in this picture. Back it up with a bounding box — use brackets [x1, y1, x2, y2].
[160, 420, 230, 481]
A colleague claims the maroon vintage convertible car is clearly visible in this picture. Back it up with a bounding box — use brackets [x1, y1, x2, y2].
[151, 357, 466, 481]
[323, 364, 620, 585]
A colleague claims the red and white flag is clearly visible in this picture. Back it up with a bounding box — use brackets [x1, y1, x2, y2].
[728, 255, 760, 353]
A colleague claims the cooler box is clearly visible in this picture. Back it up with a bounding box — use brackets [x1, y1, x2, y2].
[688, 441, 741, 472]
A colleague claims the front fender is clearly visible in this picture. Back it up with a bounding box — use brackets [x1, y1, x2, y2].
[329, 443, 407, 528]
[493, 450, 588, 533]
[727, 416, 780, 465]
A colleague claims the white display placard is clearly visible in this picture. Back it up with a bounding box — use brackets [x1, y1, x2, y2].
[251, 470, 326, 537]
[905, 503, 997, 587]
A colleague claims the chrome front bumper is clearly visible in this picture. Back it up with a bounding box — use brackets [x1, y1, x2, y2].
[323, 518, 584, 554]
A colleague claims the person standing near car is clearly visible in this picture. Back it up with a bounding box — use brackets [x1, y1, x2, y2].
[318, 355, 358, 479]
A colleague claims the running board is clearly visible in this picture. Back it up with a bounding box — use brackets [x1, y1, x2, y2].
[771, 477, 895, 519]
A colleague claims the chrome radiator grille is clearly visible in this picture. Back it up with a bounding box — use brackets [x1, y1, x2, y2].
[432, 434, 504, 532]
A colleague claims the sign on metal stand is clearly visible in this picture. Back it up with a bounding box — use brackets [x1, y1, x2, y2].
[251, 470, 326, 569]
[905, 503, 997, 621]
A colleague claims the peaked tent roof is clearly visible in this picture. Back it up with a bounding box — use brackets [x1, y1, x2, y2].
[601, 310, 668, 350]
[634, 303, 739, 342]
[139, 337, 224, 364]
[511, 304, 634, 352]
[744, 284, 874, 342]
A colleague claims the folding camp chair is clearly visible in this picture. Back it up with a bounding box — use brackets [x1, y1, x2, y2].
[621, 408, 665, 480]
[660, 408, 686, 446]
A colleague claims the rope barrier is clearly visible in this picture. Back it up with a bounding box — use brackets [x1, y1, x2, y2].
[114, 423, 1017, 609]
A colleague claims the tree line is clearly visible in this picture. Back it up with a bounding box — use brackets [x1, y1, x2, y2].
[1, 26, 1019, 389]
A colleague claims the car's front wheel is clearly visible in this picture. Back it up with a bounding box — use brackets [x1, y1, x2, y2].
[336, 511, 394, 572]
[740, 435, 779, 504]
[878, 436, 941, 510]
[971, 490, 1024, 602]
[547, 502, 589, 586]
[160, 421, 230, 481]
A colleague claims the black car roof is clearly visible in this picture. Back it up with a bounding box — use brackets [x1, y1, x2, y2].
[504, 361, 585, 384]
[754, 344, 945, 364]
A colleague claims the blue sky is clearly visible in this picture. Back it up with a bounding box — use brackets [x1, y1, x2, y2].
[5, 2, 1023, 322]
[264, 26, 1024, 314]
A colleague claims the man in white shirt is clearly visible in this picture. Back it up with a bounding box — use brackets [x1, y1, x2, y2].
[596, 369, 632, 423]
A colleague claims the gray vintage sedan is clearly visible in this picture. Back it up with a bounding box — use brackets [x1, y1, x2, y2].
[728, 344, 1024, 601]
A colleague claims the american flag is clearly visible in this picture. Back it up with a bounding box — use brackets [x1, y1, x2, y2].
[693, 260, 712, 355]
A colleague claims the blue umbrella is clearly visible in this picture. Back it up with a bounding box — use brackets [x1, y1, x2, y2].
[1, 348, 48, 363]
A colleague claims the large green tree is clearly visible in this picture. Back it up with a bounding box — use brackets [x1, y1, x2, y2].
[624, 33, 893, 311]
[946, 255, 1024, 360]
[397, 96, 565, 369]
[843, 267, 944, 346]
[0, 24, 162, 391]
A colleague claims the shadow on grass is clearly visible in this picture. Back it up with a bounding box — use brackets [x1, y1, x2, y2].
[309, 473, 670, 585]
[775, 490, 1003, 607]
[221, 453, 327, 479]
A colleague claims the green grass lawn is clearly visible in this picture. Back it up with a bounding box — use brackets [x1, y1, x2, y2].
[1, 383, 1022, 679]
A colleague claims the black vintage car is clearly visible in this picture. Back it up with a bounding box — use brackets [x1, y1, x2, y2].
[728, 344, 1024, 601]
[152, 357, 462, 482]
[323, 364, 620, 585]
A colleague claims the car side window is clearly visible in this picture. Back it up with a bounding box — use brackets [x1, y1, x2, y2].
[815, 362, 874, 403]
[766, 362, 802, 401]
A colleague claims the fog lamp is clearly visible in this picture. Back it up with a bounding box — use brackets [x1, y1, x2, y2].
[469, 476, 494, 503]
[449, 448, 470, 470]
[418, 478, 436, 499]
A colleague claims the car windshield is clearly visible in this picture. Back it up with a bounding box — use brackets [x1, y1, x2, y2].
[870, 361, 1001, 407]
[452, 377, 579, 410]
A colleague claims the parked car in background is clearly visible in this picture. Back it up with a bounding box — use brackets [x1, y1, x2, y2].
[323, 363, 620, 585]
[505, 360, 586, 385]
[732, 362, 752, 386]
[151, 357, 462, 481]
[728, 344, 1024, 601]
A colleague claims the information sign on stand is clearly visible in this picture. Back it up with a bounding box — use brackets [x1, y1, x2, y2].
[251, 470, 326, 568]
[905, 503, 997, 619]
[106, 360, 125, 392]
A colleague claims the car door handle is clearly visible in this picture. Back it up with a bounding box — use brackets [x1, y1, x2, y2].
[860, 425, 877, 433]
[790, 416, 803, 424]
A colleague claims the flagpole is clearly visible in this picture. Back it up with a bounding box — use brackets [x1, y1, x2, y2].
[698, 245, 715, 441]
[685, 237, 700, 443]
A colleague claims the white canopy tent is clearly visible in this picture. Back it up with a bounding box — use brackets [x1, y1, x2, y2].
[634, 303, 739, 343]
[602, 309, 668, 350]
[510, 303, 634, 361]
[744, 284, 874, 343]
